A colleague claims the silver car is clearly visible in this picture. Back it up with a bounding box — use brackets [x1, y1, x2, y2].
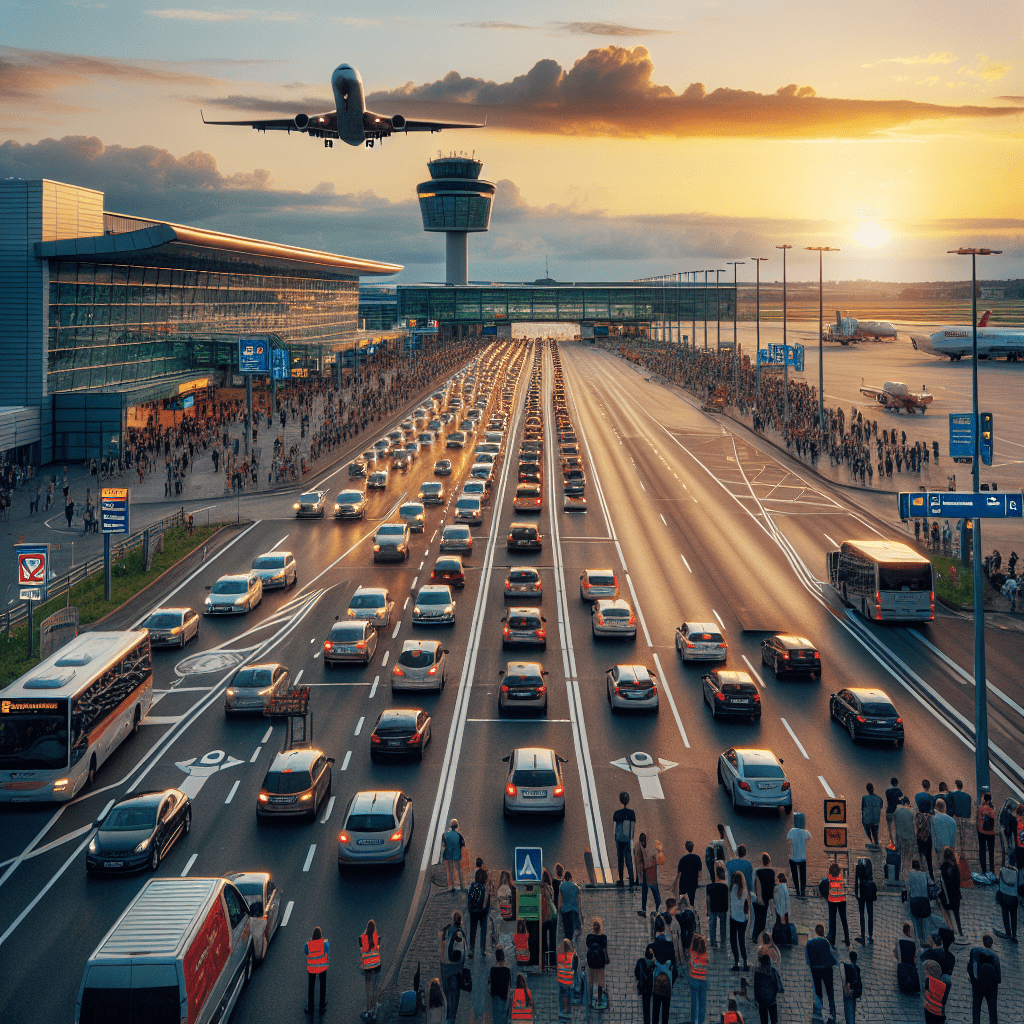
[347, 586, 394, 627]
[502, 747, 567, 818]
[454, 495, 483, 526]
[391, 640, 448, 691]
[293, 490, 328, 518]
[337, 790, 414, 869]
[373, 523, 410, 562]
[225, 662, 291, 715]
[205, 573, 262, 615]
[504, 566, 542, 600]
[251, 551, 298, 589]
[412, 585, 456, 626]
[440, 524, 473, 554]
[142, 606, 200, 647]
[591, 599, 637, 640]
[333, 490, 367, 519]
[225, 871, 283, 963]
[399, 502, 426, 534]
[718, 747, 792, 813]
[324, 620, 378, 665]
[606, 664, 660, 713]
[676, 622, 728, 662]
[580, 568, 619, 602]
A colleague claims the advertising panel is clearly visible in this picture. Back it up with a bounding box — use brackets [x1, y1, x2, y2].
[238, 337, 270, 374]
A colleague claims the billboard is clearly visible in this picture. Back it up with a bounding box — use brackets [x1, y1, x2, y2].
[100, 487, 130, 534]
[238, 337, 270, 374]
[271, 348, 291, 380]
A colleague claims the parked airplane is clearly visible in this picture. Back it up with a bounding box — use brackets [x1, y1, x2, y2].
[858, 381, 933, 415]
[909, 311, 1024, 361]
[202, 63, 484, 148]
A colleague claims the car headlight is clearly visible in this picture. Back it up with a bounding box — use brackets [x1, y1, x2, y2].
[205, 597, 212, 606]
[134, 837, 152, 853]
[88, 838, 98, 854]
[273, 570, 285, 579]
[235, 597, 247, 606]
[334, 504, 341, 511]
[293, 503, 301, 510]
[347, 609, 356, 618]
[413, 607, 422, 617]
[444, 606, 454, 615]
[226, 688, 235, 696]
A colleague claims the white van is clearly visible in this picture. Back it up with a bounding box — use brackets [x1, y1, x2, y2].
[76, 877, 254, 1024]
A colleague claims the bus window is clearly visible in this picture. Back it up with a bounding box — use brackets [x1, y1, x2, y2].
[878, 563, 931, 592]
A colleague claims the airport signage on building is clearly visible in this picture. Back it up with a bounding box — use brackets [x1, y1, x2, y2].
[757, 344, 805, 371]
[271, 348, 291, 380]
[238, 337, 270, 374]
[101, 487, 131, 534]
[899, 491, 1022, 520]
[948, 413, 975, 460]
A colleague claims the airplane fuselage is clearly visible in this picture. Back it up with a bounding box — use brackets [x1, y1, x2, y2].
[331, 64, 368, 146]
[910, 326, 1024, 361]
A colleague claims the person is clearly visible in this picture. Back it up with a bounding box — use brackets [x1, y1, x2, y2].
[806, 923, 838, 1024]
[635, 832, 661, 915]
[923, 959, 951, 1024]
[558, 870, 582, 941]
[895, 796, 917, 872]
[65, 497, 75, 528]
[998, 797, 1018, 867]
[304, 925, 328, 1016]
[706, 862, 730, 948]
[510, 973, 533, 1023]
[977, 791, 997, 875]
[996, 860, 1018, 941]
[915, 801, 935, 878]
[1015, 801, 1024, 867]
[489, 947, 512, 1024]
[938, 846, 963, 937]
[826, 862, 850, 948]
[853, 858, 876, 945]
[425, 978, 447, 1024]
[968, 934, 1001, 1024]
[895, 921, 918, 967]
[726, 844, 754, 894]
[513, 919, 530, 968]
[689, 933, 709, 1024]
[861, 782, 883, 849]
[359, 920, 381, 1021]
[921, 930, 956, 978]
[651, 915, 677, 971]
[467, 867, 491, 959]
[439, 910, 466, 1021]
[720, 997, 744, 1024]
[613, 790, 637, 887]
[675, 839, 704, 908]
[915, 779, 934, 813]
[885, 778, 904, 845]
[651, 949, 674, 1024]
[441, 818, 465, 891]
[787, 820, 811, 897]
[586, 918, 608, 1009]
[841, 949, 862, 1024]
[753, 951, 783, 1024]
[552, 862, 564, 906]
[949, 779, 973, 848]
[557, 939, 578, 1024]
[729, 870, 750, 972]
[541, 870, 558, 969]
[752, 853, 775, 942]
[496, 869, 517, 923]
[907, 859, 932, 945]
[931, 800, 957, 863]
[773, 870, 790, 927]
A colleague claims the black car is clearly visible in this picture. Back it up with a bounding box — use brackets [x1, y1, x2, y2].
[86, 788, 191, 874]
[702, 669, 761, 720]
[348, 460, 367, 478]
[761, 635, 821, 678]
[507, 523, 542, 552]
[830, 687, 904, 746]
[369, 709, 432, 762]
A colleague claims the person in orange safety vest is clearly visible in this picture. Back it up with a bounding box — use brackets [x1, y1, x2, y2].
[922, 959, 950, 1023]
[510, 973, 533, 1022]
[826, 862, 850, 948]
[359, 919, 381, 1021]
[304, 925, 328, 1016]
[556, 937, 578, 1022]
[514, 919, 530, 964]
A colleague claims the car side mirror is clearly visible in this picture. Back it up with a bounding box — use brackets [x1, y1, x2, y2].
[93, 818, 104, 829]
[443, 649, 450, 655]
[500, 617, 507, 623]
[557, 756, 568, 764]
[502, 755, 511, 763]
[335, 615, 340, 621]
[205, 585, 212, 591]
[541, 617, 547, 623]
[327, 757, 336, 764]
[248, 901, 264, 918]
[498, 670, 505, 678]
[779, 759, 784, 765]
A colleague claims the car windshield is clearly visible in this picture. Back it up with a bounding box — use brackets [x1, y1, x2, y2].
[337, 492, 361, 503]
[375, 716, 416, 735]
[346, 813, 397, 833]
[378, 525, 404, 536]
[511, 769, 557, 786]
[506, 674, 542, 687]
[422, 484, 441, 493]
[445, 527, 469, 537]
[232, 668, 272, 688]
[252, 556, 285, 569]
[330, 624, 365, 641]
[418, 591, 449, 604]
[401, 505, 424, 516]
[263, 769, 313, 794]
[512, 529, 536, 539]
[398, 649, 435, 668]
[742, 763, 786, 779]
[145, 612, 181, 628]
[102, 804, 158, 831]
[457, 499, 479, 509]
[878, 563, 932, 592]
[517, 486, 539, 496]
[234, 880, 263, 900]
[720, 683, 756, 694]
[212, 579, 247, 594]
[508, 615, 539, 629]
[299, 493, 320, 503]
[464, 482, 484, 493]
[350, 594, 384, 608]
[861, 702, 898, 716]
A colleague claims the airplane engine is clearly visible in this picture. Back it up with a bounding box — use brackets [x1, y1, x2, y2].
[390, 114, 406, 131]
[293, 114, 310, 130]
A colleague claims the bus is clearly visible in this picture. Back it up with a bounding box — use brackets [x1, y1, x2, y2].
[826, 539, 934, 622]
[0, 631, 153, 802]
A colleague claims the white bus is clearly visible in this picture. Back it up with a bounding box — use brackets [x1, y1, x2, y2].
[827, 539, 934, 622]
[0, 631, 153, 802]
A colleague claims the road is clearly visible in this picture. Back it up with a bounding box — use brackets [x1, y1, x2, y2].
[1, 338, 1022, 1022]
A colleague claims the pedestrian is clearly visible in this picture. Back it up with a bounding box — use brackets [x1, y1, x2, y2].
[977, 792, 997, 875]
[995, 860, 1018, 941]
[931, 800, 957, 863]
[65, 498, 75, 528]
[729, 871, 750, 972]
[689, 933, 709, 1024]
[923, 959, 951, 1024]
[753, 951, 783, 1024]
[938, 846, 963, 937]
[438, 910, 466, 1021]
[304, 925, 328, 1016]
[489, 946, 512, 1024]
[726, 844, 754, 894]
[861, 782, 883, 849]
[719, 997, 744, 1023]
[841, 949, 862, 1024]
[853, 857, 876, 945]
[895, 796, 917, 871]
[467, 867, 490, 959]
[825, 862, 850, 948]
[613, 790, 637, 887]
[1015, 801, 1024, 867]
[441, 818, 465, 891]
[707, 862, 729, 948]
[806, 923, 838, 1024]
[30, 486, 40, 514]
[915, 779, 934, 813]
[496, 869, 516, 924]
[907, 859, 932, 945]
[773, 870, 790, 929]
[787, 818, 812, 897]
[635, 832, 662, 915]
[651, 915, 676, 971]
[510, 973, 533, 1023]
[425, 978, 447, 1024]
[358, 920, 381, 1021]
[675, 839, 704, 908]
[915, 802, 935, 878]
[651, 949, 674, 1024]
[752, 853, 775, 941]
[558, 939, 579, 1024]
[884, 778, 903, 845]
[586, 918, 608, 1010]
[998, 798, 1018, 866]
[968, 934, 1001, 1024]
[541, 870, 558, 968]
[513, 920, 530, 968]
[558, 870, 582, 942]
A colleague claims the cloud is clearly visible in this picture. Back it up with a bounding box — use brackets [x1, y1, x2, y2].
[863, 52, 956, 68]
[976, 55, 1010, 82]
[147, 8, 304, 21]
[459, 21, 533, 30]
[995, 94, 1024, 102]
[553, 22, 675, 37]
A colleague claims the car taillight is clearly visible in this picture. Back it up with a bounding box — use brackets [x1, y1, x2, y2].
[738, 781, 751, 791]
[535, 628, 546, 638]
[371, 734, 382, 745]
[781, 651, 789, 660]
[715, 692, 725, 701]
[500, 684, 510, 692]
[553, 786, 564, 797]
[503, 625, 510, 637]
[595, 613, 605, 625]
[373, 544, 381, 552]
[628, 614, 636, 626]
[390, 830, 403, 842]
[718, 642, 728, 649]
[339, 833, 350, 843]
[685, 640, 696, 648]
[427, 666, 437, 675]
[856, 715, 866, 723]
[813, 651, 820, 659]
[930, 591, 935, 610]
[753, 693, 761, 702]
[258, 790, 269, 803]
[506, 783, 517, 797]
[537, 685, 547, 694]
[505, 580, 512, 589]
[355, 641, 367, 649]
[781, 781, 791, 791]
[324, 641, 333, 651]
[896, 717, 903, 724]
[508, 534, 514, 541]
[392, 666, 405, 676]
[407, 734, 421, 744]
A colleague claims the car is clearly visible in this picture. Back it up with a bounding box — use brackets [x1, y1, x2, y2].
[86, 788, 191, 874]
[469, 463, 495, 484]
[373, 437, 390, 452]
[459, 419, 476, 434]
[829, 687, 904, 746]
[430, 556, 465, 589]
[225, 662, 291, 715]
[400, 419, 414, 431]
[474, 443, 501, 459]
[367, 467, 389, 489]
[373, 523, 410, 562]
[142, 606, 200, 647]
[498, 661, 549, 715]
[434, 459, 452, 476]
[502, 748, 566, 818]
[392, 453, 412, 471]
[428, 419, 442, 432]
[564, 495, 588, 513]
[502, 608, 547, 649]
[250, 550, 298, 590]
[447, 432, 467, 449]
[440, 524, 473, 554]
[474, 452, 497, 467]
[403, 441, 420, 457]
[258, 748, 334, 819]
[417, 432, 435, 447]
[592, 598, 637, 639]
[225, 871, 283, 963]
[702, 669, 761, 720]
[293, 490, 327, 517]
[513, 483, 543, 512]
[559, 444, 580, 459]
[717, 748, 791, 813]
[518, 467, 542, 486]
[454, 495, 484, 526]
[399, 502, 426, 533]
[519, 451, 541, 468]
[564, 470, 586, 496]
[412, 584, 456, 626]
[580, 569, 619, 602]
[461, 479, 490, 502]
[348, 460, 367, 478]
[606, 664, 659, 713]
[333, 490, 367, 519]
[361, 449, 379, 466]
[391, 640, 448, 691]
[504, 566, 542, 599]
[419, 481, 445, 505]
[761, 635, 821, 678]
[675, 622, 727, 661]
[508, 523, 542, 552]
[370, 709, 432, 762]
[324, 619, 378, 665]
[337, 790, 414, 869]
[388, 429, 404, 444]
[347, 586, 394, 627]
[205, 572, 263, 615]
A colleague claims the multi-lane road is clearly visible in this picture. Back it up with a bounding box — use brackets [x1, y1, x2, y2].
[2, 339, 1022, 1023]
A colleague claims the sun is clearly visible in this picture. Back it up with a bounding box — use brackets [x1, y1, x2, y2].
[853, 222, 891, 248]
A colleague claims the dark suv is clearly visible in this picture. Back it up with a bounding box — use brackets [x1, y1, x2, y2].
[507, 523, 542, 552]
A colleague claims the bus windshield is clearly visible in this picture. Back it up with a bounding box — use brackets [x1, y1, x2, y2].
[0, 700, 69, 770]
[878, 563, 932, 592]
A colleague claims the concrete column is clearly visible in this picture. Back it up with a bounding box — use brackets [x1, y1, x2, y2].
[445, 232, 468, 287]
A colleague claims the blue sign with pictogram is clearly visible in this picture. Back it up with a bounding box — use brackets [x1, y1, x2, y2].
[949, 413, 975, 460]
[14, 544, 49, 587]
[271, 348, 290, 380]
[899, 491, 1022, 520]
[238, 338, 270, 374]
[514, 847, 543, 884]
[758, 344, 804, 371]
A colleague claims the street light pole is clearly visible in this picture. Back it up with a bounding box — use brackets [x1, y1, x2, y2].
[690, 272, 697, 355]
[726, 262, 745, 405]
[949, 246, 1001, 803]
[776, 244, 792, 426]
[703, 270, 709, 349]
[805, 246, 840, 446]
[750, 257, 768, 403]
[714, 269, 724, 352]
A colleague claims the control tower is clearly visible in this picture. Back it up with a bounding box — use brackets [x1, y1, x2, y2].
[416, 154, 496, 286]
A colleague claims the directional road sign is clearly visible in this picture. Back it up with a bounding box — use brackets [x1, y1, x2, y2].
[824, 798, 847, 824]
[949, 413, 975, 460]
[899, 491, 1022, 520]
[19, 588, 42, 601]
[514, 847, 543, 884]
[14, 544, 48, 586]
[100, 487, 131, 534]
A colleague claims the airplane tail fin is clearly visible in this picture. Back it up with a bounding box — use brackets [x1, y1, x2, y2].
[978, 310, 991, 327]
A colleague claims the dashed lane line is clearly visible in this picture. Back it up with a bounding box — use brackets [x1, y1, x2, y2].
[780, 718, 810, 759]
[180, 853, 198, 877]
[281, 901, 295, 927]
[225, 781, 240, 804]
[354, 717, 365, 736]
[341, 751, 352, 771]
[652, 652, 689, 749]
[320, 796, 336, 824]
[818, 776, 835, 798]
[302, 845, 316, 872]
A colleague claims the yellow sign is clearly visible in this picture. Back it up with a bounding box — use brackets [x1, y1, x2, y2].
[824, 827, 848, 848]
[824, 798, 847, 824]
[101, 488, 129, 500]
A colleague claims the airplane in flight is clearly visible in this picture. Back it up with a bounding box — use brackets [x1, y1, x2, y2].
[909, 311, 1024, 362]
[202, 63, 484, 148]
[858, 380, 933, 415]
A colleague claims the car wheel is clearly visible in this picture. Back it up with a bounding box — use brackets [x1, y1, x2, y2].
[149, 844, 161, 871]
[783, 803, 793, 814]
[773, 654, 781, 674]
[370, 752, 379, 764]
[416, 747, 424, 762]
[243, 952, 252, 987]
[87, 756, 97, 788]
[291, 573, 298, 588]
[847, 718, 858, 743]
[896, 738, 904, 749]
[132, 706, 141, 735]
[730, 784, 739, 812]
[184, 808, 191, 834]
[761, 648, 768, 666]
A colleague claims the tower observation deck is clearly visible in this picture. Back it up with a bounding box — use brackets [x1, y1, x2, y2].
[416, 154, 495, 286]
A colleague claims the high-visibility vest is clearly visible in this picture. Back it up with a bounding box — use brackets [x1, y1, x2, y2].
[306, 938, 328, 974]
[723, 1013, 739, 1024]
[828, 873, 844, 902]
[498, 885, 514, 919]
[514, 931, 530, 963]
[359, 934, 380, 970]
[557, 950, 575, 984]
[923, 975, 948, 1016]
[510, 988, 533, 1022]
[978, 803, 995, 834]
[1017, 816, 1024, 849]
[689, 949, 707, 982]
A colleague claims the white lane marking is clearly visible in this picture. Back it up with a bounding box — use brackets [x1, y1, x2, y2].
[431, 529, 438, 541]
[660, 513, 668, 526]
[341, 751, 352, 771]
[261, 725, 273, 743]
[822, 533, 839, 548]
[310, 637, 315, 644]
[249, 746, 262, 763]
[712, 608, 726, 632]
[99, 798, 115, 820]
[269, 532, 290, 550]
[638, 479, 646, 491]
[139, 715, 183, 726]
[652, 652, 689, 749]
[381, 650, 390, 667]
[313, 651, 321, 659]
[741, 655, 767, 690]
[424, 549, 430, 557]
[403, 597, 410, 611]
[418, 561, 424, 570]
[392, 622, 402, 639]
[180, 853, 199, 877]
[153, 687, 216, 694]
[370, 676, 379, 698]
[466, 718, 573, 723]
[625, 574, 653, 648]
[818, 776, 835, 798]
[225, 781, 240, 804]
[281, 901, 295, 927]
[354, 716, 365, 736]
[680, 553, 691, 573]
[294, 669, 304, 687]
[320, 796, 336, 824]
[724, 825, 738, 853]
[411, 576, 418, 590]
[615, 540, 626, 568]
[302, 844, 316, 872]
[781, 718, 810, 759]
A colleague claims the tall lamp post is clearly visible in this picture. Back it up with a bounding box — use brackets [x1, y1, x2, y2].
[690, 272, 698, 355]
[805, 246, 840, 445]
[714, 269, 725, 352]
[726, 262, 745, 404]
[750, 257, 768, 402]
[776, 244, 792, 426]
[949, 246, 1001, 803]
[702, 270, 709, 349]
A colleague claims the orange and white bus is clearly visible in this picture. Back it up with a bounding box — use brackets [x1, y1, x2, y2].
[827, 540, 934, 622]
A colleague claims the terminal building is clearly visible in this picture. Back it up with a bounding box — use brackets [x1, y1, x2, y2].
[0, 179, 401, 465]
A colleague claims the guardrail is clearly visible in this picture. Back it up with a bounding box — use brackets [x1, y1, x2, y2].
[3, 510, 185, 636]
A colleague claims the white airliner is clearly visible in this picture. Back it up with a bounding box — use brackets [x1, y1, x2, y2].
[909, 311, 1024, 362]
[202, 63, 484, 148]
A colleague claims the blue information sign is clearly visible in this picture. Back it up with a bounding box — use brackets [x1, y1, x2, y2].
[238, 338, 270, 374]
[100, 487, 131, 534]
[514, 847, 543, 884]
[271, 348, 290, 380]
[899, 491, 1022, 520]
[949, 413, 975, 459]
[758, 344, 804, 371]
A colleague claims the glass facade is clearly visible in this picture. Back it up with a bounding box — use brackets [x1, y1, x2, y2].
[418, 194, 492, 231]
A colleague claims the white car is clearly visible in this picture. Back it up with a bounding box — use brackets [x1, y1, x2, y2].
[502, 747, 567, 818]
[225, 871, 283, 963]
[205, 573, 263, 615]
[606, 664, 659, 713]
[676, 621, 728, 662]
[591, 599, 637, 640]
[347, 586, 394, 627]
[333, 490, 367, 519]
[250, 551, 297, 590]
[412, 585, 456, 626]
[717, 748, 792, 813]
[391, 640, 448, 691]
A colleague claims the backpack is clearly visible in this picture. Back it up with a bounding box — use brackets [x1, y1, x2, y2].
[975, 951, 998, 989]
[897, 962, 920, 994]
[634, 957, 653, 996]
[915, 813, 931, 845]
[446, 926, 466, 963]
[678, 909, 696, 951]
[614, 811, 635, 844]
[753, 967, 778, 1006]
[468, 882, 486, 913]
[978, 802, 996, 835]
[586, 938, 606, 970]
[845, 963, 863, 1000]
[497, 885, 514, 920]
[652, 961, 673, 998]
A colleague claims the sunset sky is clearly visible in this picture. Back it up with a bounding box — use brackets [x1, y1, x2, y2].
[2, 0, 1021, 284]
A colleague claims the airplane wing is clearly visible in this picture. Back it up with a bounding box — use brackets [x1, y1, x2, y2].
[201, 110, 338, 136]
[399, 117, 486, 133]
[858, 386, 888, 402]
